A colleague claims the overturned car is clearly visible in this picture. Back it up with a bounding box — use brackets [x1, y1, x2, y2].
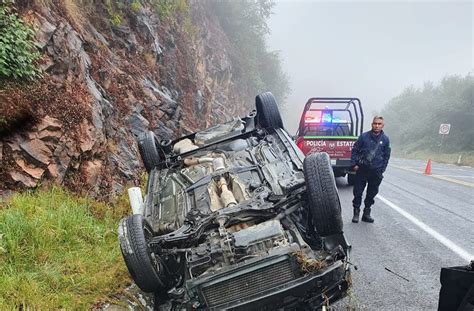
[118, 92, 352, 310]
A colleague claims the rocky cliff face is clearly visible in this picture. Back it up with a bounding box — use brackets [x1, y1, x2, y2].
[0, 1, 253, 198]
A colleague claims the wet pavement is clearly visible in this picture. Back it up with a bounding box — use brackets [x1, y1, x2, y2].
[334, 158, 473, 310]
[108, 158, 473, 310]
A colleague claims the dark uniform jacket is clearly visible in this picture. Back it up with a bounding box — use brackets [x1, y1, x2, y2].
[351, 130, 391, 173]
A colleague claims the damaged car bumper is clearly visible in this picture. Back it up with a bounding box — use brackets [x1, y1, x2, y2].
[186, 251, 350, 310]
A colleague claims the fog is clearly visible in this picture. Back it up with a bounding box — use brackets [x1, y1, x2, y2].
[267, 0, 473, 133]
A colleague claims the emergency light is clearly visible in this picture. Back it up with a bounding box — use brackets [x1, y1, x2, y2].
[304, 110, 322, 123]
[322, 112, 332, 123]
[304, 116, 320, 123]
[303, 110, 334, 123]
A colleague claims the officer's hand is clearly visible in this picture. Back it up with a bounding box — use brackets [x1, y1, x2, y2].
[353, 165, 359, 171]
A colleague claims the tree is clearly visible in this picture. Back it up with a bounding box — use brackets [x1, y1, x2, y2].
[381, 74, 473, 152]
[209, 0, 290, 106]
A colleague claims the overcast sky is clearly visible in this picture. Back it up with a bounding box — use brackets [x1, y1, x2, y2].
[267, 0, 473, 133]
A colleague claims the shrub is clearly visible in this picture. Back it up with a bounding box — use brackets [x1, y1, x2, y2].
[104, 0, 124, 26]
[130, 0, 141, 13]
[151, 0, 189, 20]
[0, 0, 41, 81]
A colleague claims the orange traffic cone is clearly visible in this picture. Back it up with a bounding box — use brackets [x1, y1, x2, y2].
[424, 159, 432, 175]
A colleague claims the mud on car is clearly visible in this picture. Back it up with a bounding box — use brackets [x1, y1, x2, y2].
[118, 92, 352, 310]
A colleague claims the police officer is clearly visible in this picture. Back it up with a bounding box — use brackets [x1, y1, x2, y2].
[350, 116, 391, 223]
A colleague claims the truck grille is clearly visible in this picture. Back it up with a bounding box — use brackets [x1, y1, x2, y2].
[201, 258, 296, 307]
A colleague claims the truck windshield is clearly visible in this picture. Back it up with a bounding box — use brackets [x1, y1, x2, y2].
[302, 110, 352, 136]
[303, 123, 351, 136]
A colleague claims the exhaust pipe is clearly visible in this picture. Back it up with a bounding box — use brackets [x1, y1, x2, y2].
[218, 177, 237, 207]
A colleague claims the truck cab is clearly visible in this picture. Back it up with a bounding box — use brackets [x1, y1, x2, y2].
[295, 98, 364, 185]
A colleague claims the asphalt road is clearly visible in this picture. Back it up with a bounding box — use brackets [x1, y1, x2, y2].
[334, 158, 474, 310]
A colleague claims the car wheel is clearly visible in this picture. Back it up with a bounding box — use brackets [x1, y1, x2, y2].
[256, 92, 284, 129]
[118, 214, 164, 293]
[303, 153, 343, 236]
[347, 173, 356, 186]
[138, 131, 160, 173]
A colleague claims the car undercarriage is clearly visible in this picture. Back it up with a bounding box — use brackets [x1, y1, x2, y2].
[118, 92, 352, 310]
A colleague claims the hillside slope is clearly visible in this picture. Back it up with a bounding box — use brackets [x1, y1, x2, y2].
[1, 1, 256, 197]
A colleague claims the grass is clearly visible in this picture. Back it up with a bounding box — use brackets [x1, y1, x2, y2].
[0, 187, 132, 309]
[393, 146, 474, 167]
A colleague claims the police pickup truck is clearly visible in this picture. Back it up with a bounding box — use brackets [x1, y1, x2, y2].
[295, 98, 364, 185]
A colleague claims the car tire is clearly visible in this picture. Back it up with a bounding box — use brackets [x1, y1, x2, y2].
[138, 131, 161, 173]
[303, 153, 343, 236]
[347, 173, 356, 186]
[118, 214, 164, 293]
[256, 92, 284, 129]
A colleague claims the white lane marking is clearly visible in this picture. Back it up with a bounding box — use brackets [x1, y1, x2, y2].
[432, 175, 474, 178]
[400, 168, 474, 178]
[396, 167, 474, 175]
[390, 164, 474, 188]
[391, 159, 474, 171]
[378, 195, 473, 262]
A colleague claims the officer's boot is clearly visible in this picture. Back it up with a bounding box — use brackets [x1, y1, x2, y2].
[362, 207, 374, 223]
[352, 207, 360, 223]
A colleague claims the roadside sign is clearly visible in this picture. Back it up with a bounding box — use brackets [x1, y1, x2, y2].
[439, 123, 451, 135]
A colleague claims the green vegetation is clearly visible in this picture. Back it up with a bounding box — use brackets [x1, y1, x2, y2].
[392, 147, 474, 167]
[149, 0, 195, 36]
[103, 0, 190, 27]
[0, 187, 131, 309]
[104, 0, 125, 26]
[0, 0, 41, 81]
[209, 0, 290, 106]
[130, 0, 142, 13]
[151, 0, 189, 19]
[381, 74, 473, 160]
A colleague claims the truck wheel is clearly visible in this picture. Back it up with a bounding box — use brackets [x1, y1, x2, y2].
[256, 92, 284, 129]
[138, 131, 160, 173]
[118, 214, 164, 293]
[347, 174, 356, 186]
[303, 153, 343, 236]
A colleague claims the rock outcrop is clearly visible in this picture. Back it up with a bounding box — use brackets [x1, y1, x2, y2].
[0, 1, 253, 198]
